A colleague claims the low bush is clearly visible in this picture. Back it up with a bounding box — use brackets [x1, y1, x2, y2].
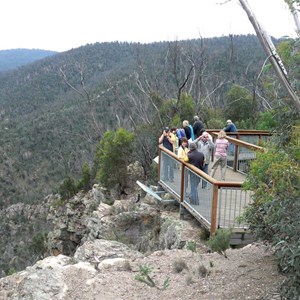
[207, 228, 231, 258]
[172, 258, 188, 273]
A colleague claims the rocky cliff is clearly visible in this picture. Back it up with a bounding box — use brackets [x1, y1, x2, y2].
[0, 161, 284, 299]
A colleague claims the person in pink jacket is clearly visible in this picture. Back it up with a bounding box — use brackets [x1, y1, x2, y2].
[210, 130, 229, 180]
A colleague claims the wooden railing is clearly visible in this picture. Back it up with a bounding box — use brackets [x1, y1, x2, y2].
[158, 130, 270, 235]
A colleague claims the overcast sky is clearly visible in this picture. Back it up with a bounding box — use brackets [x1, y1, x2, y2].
[1, 0, 297, 52]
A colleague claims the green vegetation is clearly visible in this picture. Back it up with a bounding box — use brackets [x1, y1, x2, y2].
[1, 35, 300, 291]
[96, 128, 135, 192]
[5, 268, 17, 276]
[58, 162, 93, 200]
[207, 228, 232, 258]
[242, 125, 300, 298]
[134, 264, 170, 290]
[186, 240, 197, 252]
[77, 163, 92, 192]
[224, 84, 255, 128]
[58, 176, 77, 200]
[199, 228, 210, 241]
[29, 233, 48, 257]
[0, 35, 281, 208]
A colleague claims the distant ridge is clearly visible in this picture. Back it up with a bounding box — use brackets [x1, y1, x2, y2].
[0, 48, 57, 72]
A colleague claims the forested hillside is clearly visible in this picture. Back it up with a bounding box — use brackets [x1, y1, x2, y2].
[0, 49, 56, 72]
[0, 35, 281, 207]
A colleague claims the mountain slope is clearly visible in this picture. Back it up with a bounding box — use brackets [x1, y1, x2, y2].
[0, 36, 273, 207]
[0, 49, 57, 72]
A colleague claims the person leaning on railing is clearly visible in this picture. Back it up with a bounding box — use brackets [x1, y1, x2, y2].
[223, 119, 237, 155]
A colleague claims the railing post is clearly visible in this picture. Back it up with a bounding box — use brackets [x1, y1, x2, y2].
[233, 144, 239, 172]
[180, 164, 185, 202]
[158, 148, 162, 181]
[210, 184, 219, 235]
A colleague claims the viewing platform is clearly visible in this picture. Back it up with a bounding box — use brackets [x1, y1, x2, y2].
[155, 130, 270, 245]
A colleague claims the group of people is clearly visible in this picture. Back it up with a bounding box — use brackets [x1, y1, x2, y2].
[158, 117, 238, 205]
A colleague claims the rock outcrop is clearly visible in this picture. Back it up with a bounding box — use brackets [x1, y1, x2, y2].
[0, 200, 52, 276]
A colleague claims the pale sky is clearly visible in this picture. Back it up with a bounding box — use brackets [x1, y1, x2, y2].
[1, 0, 297, 52]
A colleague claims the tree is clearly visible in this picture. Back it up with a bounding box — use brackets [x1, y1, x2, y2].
[58, 176, 77, 200]
[284, 0, 300, 32]
[77, 162, 92, 192]
[96, 128, 135, 193]
[238, 0, 300, 113]
[224, 84, 255, 126]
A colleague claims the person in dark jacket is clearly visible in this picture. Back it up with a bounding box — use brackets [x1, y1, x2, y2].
[223, 119, 237, 154]
[223, 119, 237, 132]
[186, 142, 204, 205]
[193, 116, 204, 139]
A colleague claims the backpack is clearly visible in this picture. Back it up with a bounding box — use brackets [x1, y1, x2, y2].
[177, 128, 186, 140]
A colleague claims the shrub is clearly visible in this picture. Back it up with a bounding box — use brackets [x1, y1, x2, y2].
[122, 260, 132, 271]
[172, 258, 188, 273]
[197, 264, 209, 277]
[255, 110, 278, 130]
[77, 162, 92, 192]
[58, 176, 77, 199]
[96, 128, 135, 193]
[199, 228, 210, 241]
[207, 228, 231, 258]
[134, 264, 169, 290]
[6, 268, 17, 276]
[242, 132, 300, 298]
[29, 233, 48, 257]
[186, 240, 197, 252]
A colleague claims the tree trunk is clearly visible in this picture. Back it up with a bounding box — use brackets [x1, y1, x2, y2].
[239, 0, 300, 113]
[284, 0, 300, 32]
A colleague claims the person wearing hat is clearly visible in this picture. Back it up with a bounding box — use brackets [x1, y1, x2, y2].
[159, 127, 175, 182]
[186, 142, 204, 205]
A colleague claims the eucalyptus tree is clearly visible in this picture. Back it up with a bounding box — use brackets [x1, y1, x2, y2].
[239, 0, 300, 113]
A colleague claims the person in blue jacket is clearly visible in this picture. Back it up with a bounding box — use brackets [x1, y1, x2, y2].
[223, 119, 237, 132]
[223, 119, 237, 155]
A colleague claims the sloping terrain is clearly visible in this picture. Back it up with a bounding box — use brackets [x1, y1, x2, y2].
[0, 241, 284, 300]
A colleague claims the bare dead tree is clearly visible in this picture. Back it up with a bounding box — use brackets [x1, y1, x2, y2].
[134, 47, 165, 127]
[167, 41, 196, 105]
[59, 63, 104, 136]
[239, 0, 300, 113]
